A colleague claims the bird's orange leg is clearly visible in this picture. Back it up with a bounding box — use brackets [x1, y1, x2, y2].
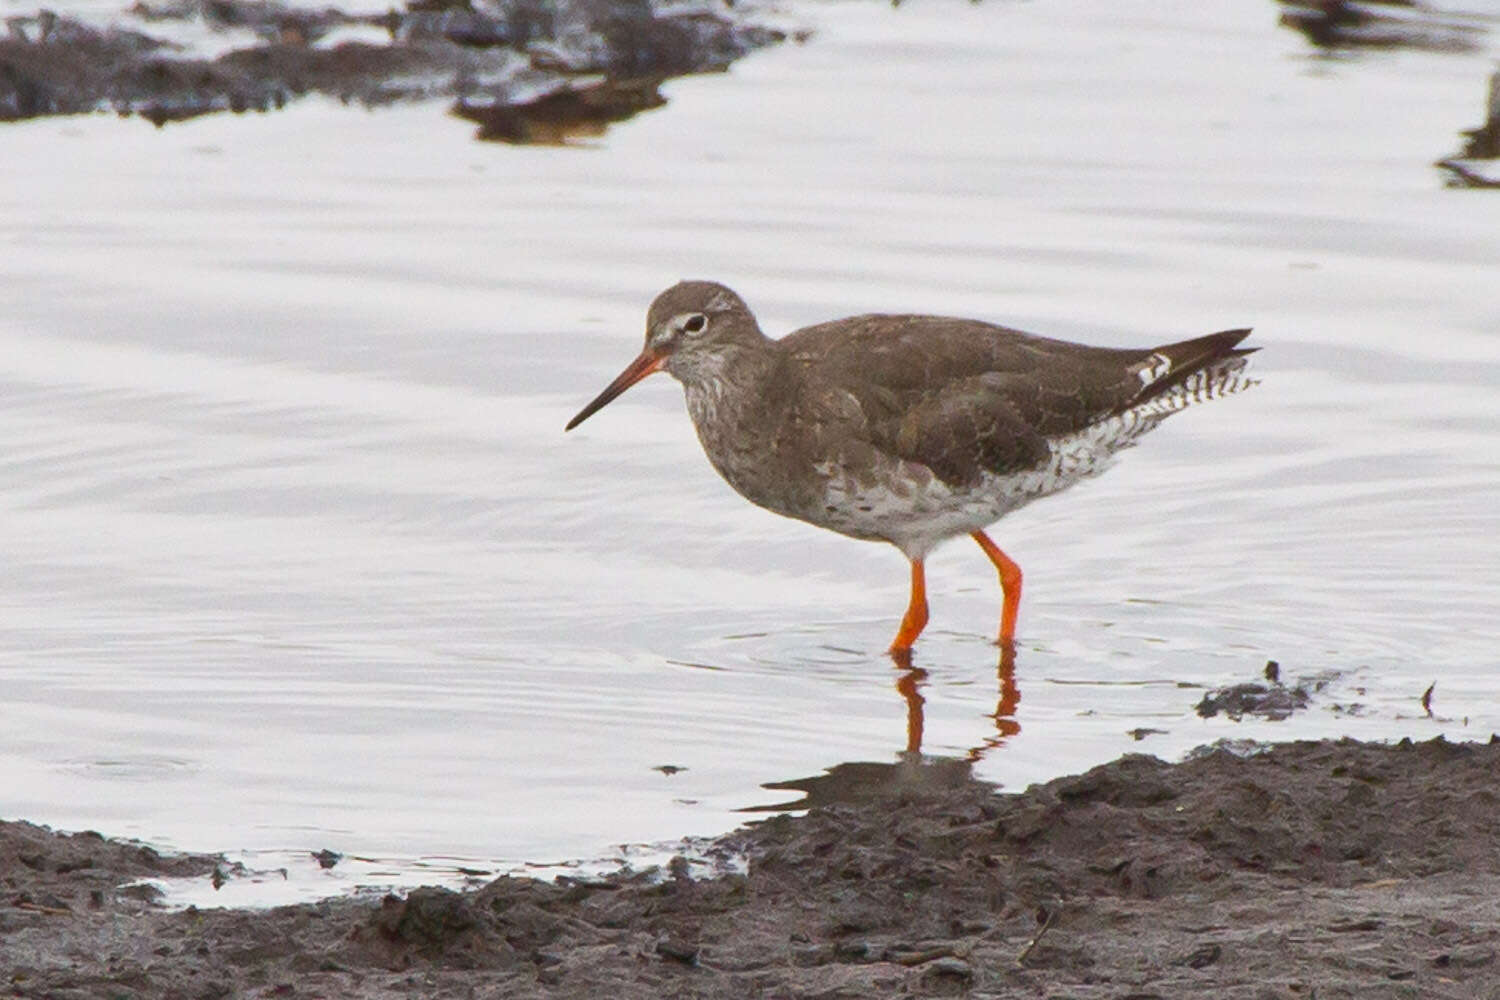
[971, 530, 1022, 644]
[888, 559, 929, 654]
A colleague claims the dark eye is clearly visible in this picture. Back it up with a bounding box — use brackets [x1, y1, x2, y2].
[683, 313, 707, 333]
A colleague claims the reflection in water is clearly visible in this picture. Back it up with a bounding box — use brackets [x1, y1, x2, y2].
[742, 756, 985, 814]
[743, 643, 1022, 813]
[453, 78, 669, 145]
[1456, 69, 1500, 158]
[970, 641, 1023, 762]
[1276, 0, 1488, 53]
[1437, 68, 1500, 188]
[895, 641, 1022, 759]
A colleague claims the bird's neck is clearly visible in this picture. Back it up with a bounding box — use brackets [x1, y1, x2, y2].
[678, 338, 786, 435]
[676, 339, 800, 517]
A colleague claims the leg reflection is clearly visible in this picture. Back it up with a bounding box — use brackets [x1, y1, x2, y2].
[967, 639, 1021, 762]
[894, 665, 928, 754]
[890, 641, 1022, 759]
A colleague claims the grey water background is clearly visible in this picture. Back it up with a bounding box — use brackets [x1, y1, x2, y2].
[2, 0, 1497, 902]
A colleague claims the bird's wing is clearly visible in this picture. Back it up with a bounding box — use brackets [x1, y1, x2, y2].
[783, 317, 1256, 485]
[783, 314, 1143, 485]
[881, 372, 1054, 486]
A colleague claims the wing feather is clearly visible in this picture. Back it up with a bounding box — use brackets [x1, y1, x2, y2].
[780, 315, 1254, 487]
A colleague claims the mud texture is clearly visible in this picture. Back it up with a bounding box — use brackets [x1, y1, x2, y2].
[0, 0, 785, 140]
[6, 736, 1500, 998]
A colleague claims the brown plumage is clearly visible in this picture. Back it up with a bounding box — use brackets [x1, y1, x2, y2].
[567, 281, 1257, 655]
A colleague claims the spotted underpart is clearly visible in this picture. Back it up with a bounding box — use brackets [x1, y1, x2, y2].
[644, 280, 1257, 560]
[805, 354, 1256, 557]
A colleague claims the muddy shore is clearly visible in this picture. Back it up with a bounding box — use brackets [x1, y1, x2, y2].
[5, 735, 1499, 998]
[0, 0, 787, 141]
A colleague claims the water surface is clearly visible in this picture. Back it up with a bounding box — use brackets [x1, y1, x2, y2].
[2, 0, 1497, 903]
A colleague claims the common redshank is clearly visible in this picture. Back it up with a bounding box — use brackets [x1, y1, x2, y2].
[566, 281, 1256, 654]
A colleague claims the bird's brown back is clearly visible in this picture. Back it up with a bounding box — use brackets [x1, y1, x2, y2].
[779, 315, 1252, 487]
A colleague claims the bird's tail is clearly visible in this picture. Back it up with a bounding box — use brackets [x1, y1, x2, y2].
[1123, 328, 1258, 419]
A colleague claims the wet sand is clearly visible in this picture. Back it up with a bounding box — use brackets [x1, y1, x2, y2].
[5, 736, 1498, 998]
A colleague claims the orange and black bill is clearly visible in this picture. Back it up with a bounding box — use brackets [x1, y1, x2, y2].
[564, 350, 665, 431]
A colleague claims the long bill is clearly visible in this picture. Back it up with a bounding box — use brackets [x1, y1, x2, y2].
[564, 349, 666, 431]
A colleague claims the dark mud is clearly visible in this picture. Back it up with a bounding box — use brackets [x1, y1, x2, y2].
[6, 736, 1500, 998]
[0, 0, 786, 141]
[1194, 661, 1336, 721]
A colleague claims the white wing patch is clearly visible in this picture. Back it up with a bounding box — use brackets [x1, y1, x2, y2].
[1137, 351, 1173, 388]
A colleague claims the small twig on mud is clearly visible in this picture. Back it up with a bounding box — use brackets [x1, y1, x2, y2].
[14, 901, 72, 916]
[892, 946, 955, 967]
[1015, 906, 1057, 966]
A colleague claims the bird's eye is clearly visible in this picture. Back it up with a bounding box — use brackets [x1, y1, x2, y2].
[682, 313, 708, 334]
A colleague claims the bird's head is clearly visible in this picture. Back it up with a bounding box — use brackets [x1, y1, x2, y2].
[565, 281, 763, 431]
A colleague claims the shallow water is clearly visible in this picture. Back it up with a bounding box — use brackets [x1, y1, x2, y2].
[2, 0, 1498, 904]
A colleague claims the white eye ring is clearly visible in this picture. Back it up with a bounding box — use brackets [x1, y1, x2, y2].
[681, 313, 708, 334]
